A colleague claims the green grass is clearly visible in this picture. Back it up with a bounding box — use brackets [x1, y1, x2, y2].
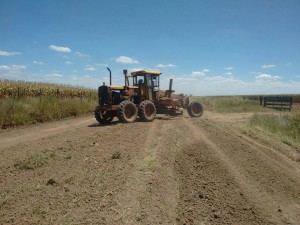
[0, 192, 7, 208]
[141, 155, 157, 171]
[194, 95, 300, 148]
[14, 150, 72, 170]
[111, 151, 121, 159]
[0, 96, 97, 128]
[196, 96, 267, 113]
[250, 113, 300, 147]
[14, 153, 49, 170]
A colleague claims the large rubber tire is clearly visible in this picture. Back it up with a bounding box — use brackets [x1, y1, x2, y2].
[95, 107, 114, 124]
[139, 100, 156, 122]
[118, 100, 138, 123]
[187, 101, 203, 117]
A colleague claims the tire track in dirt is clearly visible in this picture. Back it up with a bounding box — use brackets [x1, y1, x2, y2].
[0, 117, 95, 150]
[113, 120, 158, 224]
[193, 119, 300, 223]
[115, 118, 180, 224]
[136, 119, 180, 224]
[1, 113, 300, 224]
[200, 119, 300, 178]
[175, 117, 300, 224]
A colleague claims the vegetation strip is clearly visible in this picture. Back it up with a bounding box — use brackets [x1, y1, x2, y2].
[0, 80, 97, 128]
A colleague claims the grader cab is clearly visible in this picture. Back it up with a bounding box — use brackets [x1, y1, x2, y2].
[95, 68, 203, 124]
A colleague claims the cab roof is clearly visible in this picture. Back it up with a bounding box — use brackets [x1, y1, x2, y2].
[131, 70, 161, 76]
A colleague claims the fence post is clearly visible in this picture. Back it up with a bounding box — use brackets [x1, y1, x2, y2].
[259, 96, 262, 106]
[39, 89, 42, 103]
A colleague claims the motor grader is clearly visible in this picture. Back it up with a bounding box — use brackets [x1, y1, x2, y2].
[94, 68, 203, 124]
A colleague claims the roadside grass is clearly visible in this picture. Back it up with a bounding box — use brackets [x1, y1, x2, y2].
[0, 96, 97, 128]
[249, 113, 300, 148]
[196, 96, 268, 113]
[195, 96, 300, 149]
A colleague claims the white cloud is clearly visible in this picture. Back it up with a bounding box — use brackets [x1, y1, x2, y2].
[75, 51, 89, 58]
[203, 75, 228, 82]
[0, 65, 10, 70]
[192, 71, 206, 77]
[255, 73, 280, 80]
[0, 50, 22, 56]
[224, 67, 233, 70]
[155, 64, 176, 68]
[131, 68, 144, 72]
[65, 61, 74, 64]
[163, 71, 300, 96]
[94, 63, 108, 67]
[116, 56, 139, 64]
[0, 65, 27, 70]
[49, 45, 71, 53]
[224, 72, 233, 75]
[191, 69, 210, 77]
[202, 69, 210, 73]
[78, 64, 108, 74]
[51, 73, 62, 77]
[261, 64, 276, 69]
[85, 66, 96, 71]
[0, 64, 27, 77]
[33, 60, 44, 65]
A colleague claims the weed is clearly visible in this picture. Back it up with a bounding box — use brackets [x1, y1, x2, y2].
[49, 151, 71, 160]
[33, 206, 47, 217]
[0, 192, 7, 207]
[142, 155, 157, 171]
[111, 151, 121, 159]
[283, 139, 292, 146]
[14, 153, 49, 170]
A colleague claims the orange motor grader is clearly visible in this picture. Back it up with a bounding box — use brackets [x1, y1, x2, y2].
[94, 68, 203, 124]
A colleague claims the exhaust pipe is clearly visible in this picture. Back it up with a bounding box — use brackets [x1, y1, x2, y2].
[168, 79, 173, 98]
[123, 69, 128, 88]
[107, 67, 112, 86]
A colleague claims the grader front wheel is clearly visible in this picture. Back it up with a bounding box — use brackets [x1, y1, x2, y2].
[139, 100, 156, 122]
[118, 100, 138, 123]
[187, 101, 203, 117]
[95, 107, 114, 124]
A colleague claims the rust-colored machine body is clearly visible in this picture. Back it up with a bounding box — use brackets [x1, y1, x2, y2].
[95, 68, 203, 124]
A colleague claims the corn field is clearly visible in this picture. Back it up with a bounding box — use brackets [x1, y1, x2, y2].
[0, 80, 97, 99]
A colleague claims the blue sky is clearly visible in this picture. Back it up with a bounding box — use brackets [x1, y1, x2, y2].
[1, 0, 300, 96]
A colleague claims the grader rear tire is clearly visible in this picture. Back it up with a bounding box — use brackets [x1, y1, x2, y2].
[187, 101, 203, 117]
[118, 100, 138, 123]
[95, 107, 114, 124]
[139, 100, 156, 122]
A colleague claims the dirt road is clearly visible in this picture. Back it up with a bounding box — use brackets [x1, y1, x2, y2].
[0, 112, 300, 225]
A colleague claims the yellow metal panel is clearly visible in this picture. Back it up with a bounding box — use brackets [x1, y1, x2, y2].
[110, 85, 124, 90]
[109, 85, 139, 90]
[131, 70, 161, 76]
[128, 85, 139, 89]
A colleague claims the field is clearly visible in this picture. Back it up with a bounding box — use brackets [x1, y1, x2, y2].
[0, 80, 98, 128]
[0, 96, 300, 224]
